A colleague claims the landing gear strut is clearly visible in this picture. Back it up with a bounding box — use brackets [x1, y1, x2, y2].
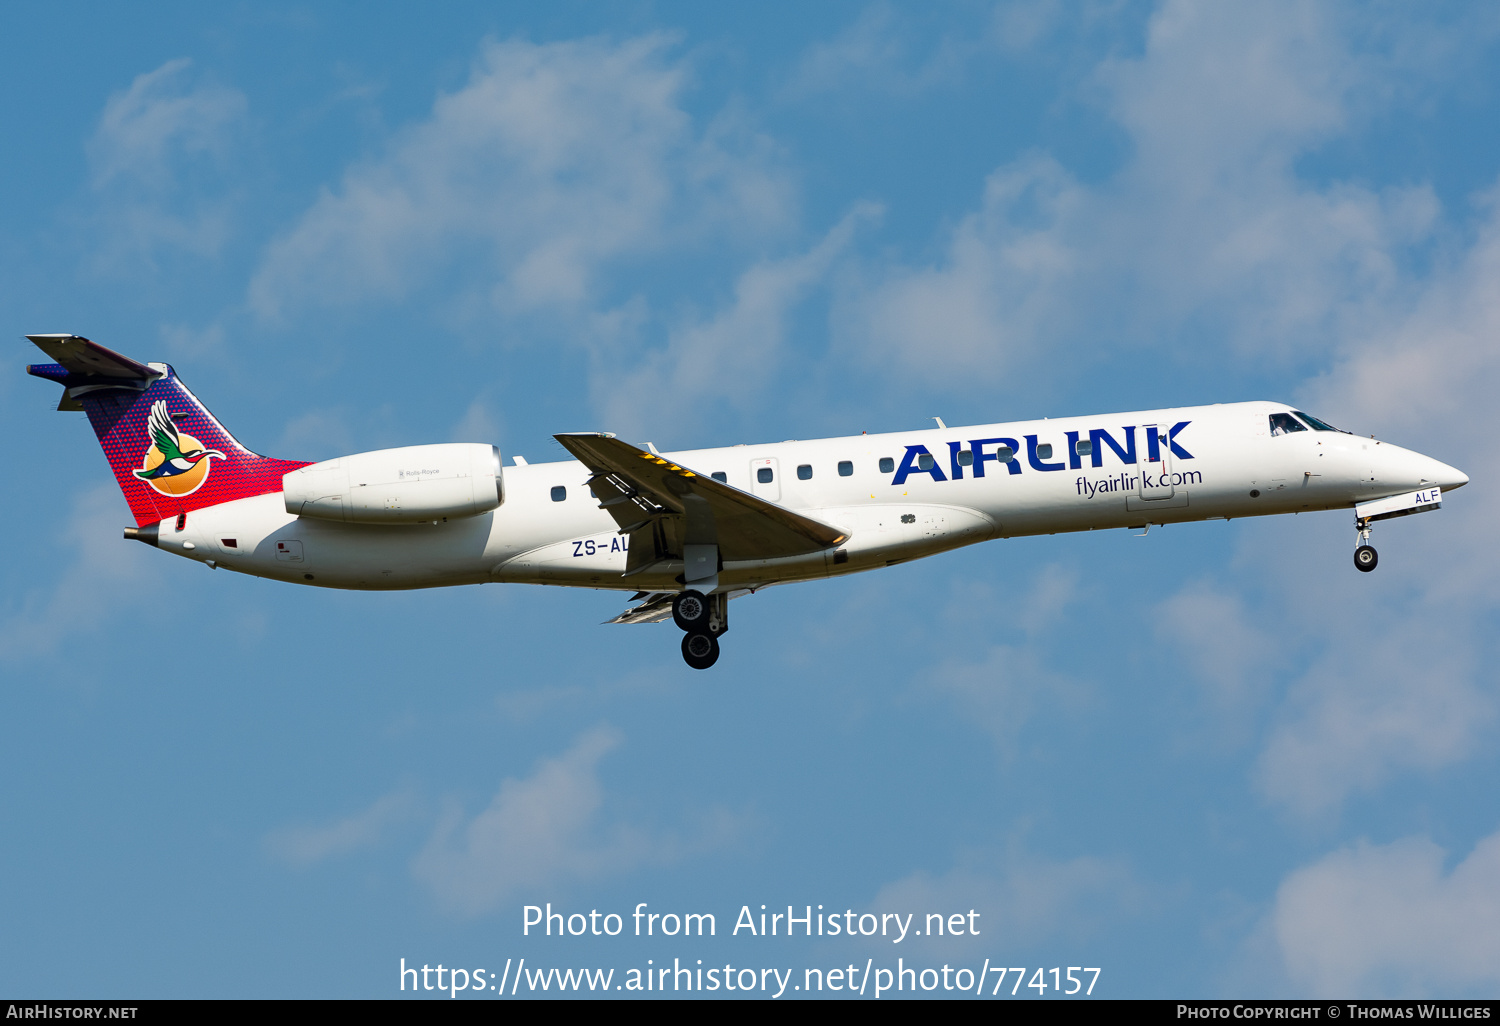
[1354, 517, 1378, 573]
[673, 589, 727, 668]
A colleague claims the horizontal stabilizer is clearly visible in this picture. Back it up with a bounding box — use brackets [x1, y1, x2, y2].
[25, 334, 156, 381]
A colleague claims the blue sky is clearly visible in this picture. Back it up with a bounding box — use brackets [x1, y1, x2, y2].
[3, 1, 1500, 999]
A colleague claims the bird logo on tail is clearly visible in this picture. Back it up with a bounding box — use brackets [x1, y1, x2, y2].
[133, 400, 226, 496]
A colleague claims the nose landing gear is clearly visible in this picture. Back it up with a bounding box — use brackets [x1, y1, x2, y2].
[673, 589, 727, 669]
[1353, 517, 1378, 572]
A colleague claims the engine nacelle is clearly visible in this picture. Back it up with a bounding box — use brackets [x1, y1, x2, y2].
[283, 443, 503, 524]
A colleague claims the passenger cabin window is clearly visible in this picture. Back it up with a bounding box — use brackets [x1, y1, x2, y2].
[1292, 410, 1342, 432]
[957, 450, 973, 466]
[711, 471, 727, 483]
[838, 460, 853, 477]
[797, 464, 813, 480]
[995, 446, 1014, 462]
[1036, 443, 1054, 460]
[1075, 439, 1092, 456]
[918, 453, 935, 471]
[757, 467, 774, 484]
[879, 457, 895, 474]
[1268, 413, 1307, 437]
[550, 485, 566, 501]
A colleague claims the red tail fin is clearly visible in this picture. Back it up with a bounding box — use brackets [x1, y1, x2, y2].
[27, 335, 309, 527]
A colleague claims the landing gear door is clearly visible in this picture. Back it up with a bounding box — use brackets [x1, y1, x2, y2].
[1139, 424, 1174, 500]
[750, 457, 780, 502]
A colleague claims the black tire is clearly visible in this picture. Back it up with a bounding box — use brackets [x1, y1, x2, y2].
[681, 631, 720, 670]
[1354, 545, 1378, 572]
[672, 590, 711, 632]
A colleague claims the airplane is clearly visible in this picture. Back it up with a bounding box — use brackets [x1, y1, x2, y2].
[25, 333, 1469, 669]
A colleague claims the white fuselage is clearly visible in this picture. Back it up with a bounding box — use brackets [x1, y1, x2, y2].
[151, 401, 1467, 593]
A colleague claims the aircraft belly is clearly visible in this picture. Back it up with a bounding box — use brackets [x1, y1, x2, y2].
[163, 492, 518, 590]
[491, 530, 635, 588]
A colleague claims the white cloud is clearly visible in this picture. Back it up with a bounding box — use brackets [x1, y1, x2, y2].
[871, 843, 1141, 954]
[0, 485, 164, 663]
[783, 4, 976, 99]
[275, 409, 355, 463]
[1255, 616, 1490, 817]
[1014, 562, 1080, 637]
[816, 2, 1500, 819]
[1306, 185, 1500, 596]
[90, 59, 244, 189]
[449, 396, 501, 444]
[1150, 512, 1495, 817]
[835, 1, 1443, 385]
[925, 644, 1067, 754]
[265, 788, 417, 866]
[249, 34, 793, 322]
[1228, 181, 1500, 816]
[839, 152, 1087, 384]
[922, 563, 1084, 752]
[1273, 829, 1500, 996]
[412, 726, 741, 915]
[1155, 581, 1283, 740]
[782, 1, 1068, 99]
[85, 59, 247, 266]
[595, 204, 877, 438]
[158, 322, 228, 361]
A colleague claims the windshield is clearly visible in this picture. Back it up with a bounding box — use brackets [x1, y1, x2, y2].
[1291, 410, 1344, 432]
[1268, 412, 1306, 436]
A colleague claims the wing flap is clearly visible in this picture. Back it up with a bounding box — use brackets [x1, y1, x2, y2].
[555, 433, 848, 564]
[605, 592, 676, 624]
[606, 588, 753, 624]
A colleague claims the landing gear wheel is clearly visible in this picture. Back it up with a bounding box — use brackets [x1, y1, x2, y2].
[1354, 545, 1378, 572]
[681, 631, 720, 670]
[672, 590, 711, 632]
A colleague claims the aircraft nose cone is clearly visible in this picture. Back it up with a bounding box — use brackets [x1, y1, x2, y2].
[1428, 458, 1468, 491]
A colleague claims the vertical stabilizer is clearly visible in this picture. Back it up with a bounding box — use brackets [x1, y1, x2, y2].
[26, 335, 310, 527]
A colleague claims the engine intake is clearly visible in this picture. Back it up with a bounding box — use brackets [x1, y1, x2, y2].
[283, 444, 502, 524]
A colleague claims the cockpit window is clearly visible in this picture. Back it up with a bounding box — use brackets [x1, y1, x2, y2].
[1292, 410, 1342, 432]
[1269, 413, 1306, 436]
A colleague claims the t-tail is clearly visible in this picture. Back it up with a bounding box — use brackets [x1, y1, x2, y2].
[26, 334, 309, 527]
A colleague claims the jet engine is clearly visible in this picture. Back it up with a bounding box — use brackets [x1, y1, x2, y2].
[283, 443, 503, 524]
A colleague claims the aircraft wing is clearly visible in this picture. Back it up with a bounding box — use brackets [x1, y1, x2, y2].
[554, 433, 849, 574]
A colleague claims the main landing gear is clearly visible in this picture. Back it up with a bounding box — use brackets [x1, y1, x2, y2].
[1354, 517, 1378, 573]
[674, 590, 726, 669]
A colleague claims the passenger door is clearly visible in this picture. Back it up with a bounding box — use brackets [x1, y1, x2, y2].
[1139, 424, 1174, 500]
